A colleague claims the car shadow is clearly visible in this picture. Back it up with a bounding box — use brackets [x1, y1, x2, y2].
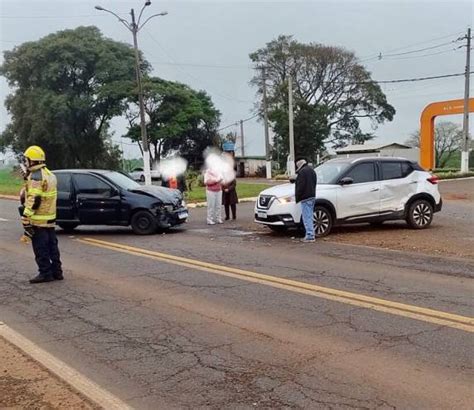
[56, 226, 185, 237]
[258, 221, 442, 239]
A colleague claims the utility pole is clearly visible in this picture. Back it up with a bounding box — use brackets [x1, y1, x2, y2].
[240, 119, 245, 158]
[95, 2, 167, 186]
[461, 27, 471, 174]
[288, 75, 296, 175]
[130, 9, 151, 185]
[262, 67, 272, 179]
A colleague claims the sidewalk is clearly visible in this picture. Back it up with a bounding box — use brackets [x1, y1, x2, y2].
[0, 336, 94, 409]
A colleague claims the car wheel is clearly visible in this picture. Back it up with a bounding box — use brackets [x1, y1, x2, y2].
[131, 210, 157, 235]
[406, 199, 433, 229]
[140, 175, 145, 183]
[58, 223, 79, 233]
[269, 225, 287, 233]
[313, 206, 333, 238]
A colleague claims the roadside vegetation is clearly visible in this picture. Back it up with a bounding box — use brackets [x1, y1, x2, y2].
[0, 168, 22, 196]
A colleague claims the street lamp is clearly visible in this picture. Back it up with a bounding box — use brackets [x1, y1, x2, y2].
[95, 1, 168, 186]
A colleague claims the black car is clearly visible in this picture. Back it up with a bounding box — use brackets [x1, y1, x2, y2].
[52, 170, 188, 234]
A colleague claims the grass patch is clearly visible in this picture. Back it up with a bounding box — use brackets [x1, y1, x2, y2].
[437, 172, 474, 180]
[0, 168, 23, 196]
[185, 182, 271, 203]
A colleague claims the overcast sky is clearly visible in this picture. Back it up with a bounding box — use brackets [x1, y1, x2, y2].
[1, 0, 473, 160]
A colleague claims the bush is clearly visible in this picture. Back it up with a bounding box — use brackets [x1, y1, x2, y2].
[438, 172, 474, 180]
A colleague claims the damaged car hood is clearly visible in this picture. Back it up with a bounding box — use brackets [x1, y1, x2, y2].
[129, 185, 182, 205]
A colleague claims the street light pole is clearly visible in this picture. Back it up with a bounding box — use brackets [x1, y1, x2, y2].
[95, 2, 167, 186]
[130, 8, 152, 185]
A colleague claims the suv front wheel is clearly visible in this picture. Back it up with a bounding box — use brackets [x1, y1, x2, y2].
[313, 206, 333, 238]
[406, 199, 433, 229]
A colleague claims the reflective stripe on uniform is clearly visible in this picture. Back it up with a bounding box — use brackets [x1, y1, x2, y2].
[28, 188, 56, 197]
[23, 208, 34, 217]
[30, 213, 56, 221]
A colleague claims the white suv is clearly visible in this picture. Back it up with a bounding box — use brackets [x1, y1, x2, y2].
[255, 157, 442, 237]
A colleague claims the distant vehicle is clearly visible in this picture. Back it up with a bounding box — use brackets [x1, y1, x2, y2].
[51, 170, 188, 234]
[129, 167, 161, 182]
[255, 157, 442, 237]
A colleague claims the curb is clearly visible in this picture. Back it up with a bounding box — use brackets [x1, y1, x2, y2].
[187, 197, 257, 209]
[0, 194, 18, 201]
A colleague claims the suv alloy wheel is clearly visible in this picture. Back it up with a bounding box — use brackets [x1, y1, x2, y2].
[406, 199, 434, 229]
[313, 205, 333, 237]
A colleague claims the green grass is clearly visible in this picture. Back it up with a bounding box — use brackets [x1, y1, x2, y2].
[185, 183, 271, 203]
[0, 168, 23, 196]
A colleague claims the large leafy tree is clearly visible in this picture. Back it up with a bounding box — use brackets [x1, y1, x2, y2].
[125, 77, 220, 168]
[250, 35, 395, 167]
[406, 121, 464, 168]
[0, 26, 143, 169]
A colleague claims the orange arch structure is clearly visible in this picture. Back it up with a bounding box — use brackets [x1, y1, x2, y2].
[420, 98, 474, 170]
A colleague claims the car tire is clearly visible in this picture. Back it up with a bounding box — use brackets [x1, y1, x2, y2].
[269, 225, 288, 233]
[406, 199, 433, 229]
[131, 210, 157, 235]
[313, 205, 333, 238]
[140, 175, 145, 183]
[58, 223, 79, 233]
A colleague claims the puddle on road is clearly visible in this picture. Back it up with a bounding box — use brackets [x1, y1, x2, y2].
[189, 228, 255, 236]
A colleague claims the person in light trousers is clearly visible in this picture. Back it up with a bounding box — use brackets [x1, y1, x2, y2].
[295, 158, 317, 243]
[204, 168, 223, 225]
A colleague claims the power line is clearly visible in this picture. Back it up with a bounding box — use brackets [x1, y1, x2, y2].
[218, 114, 259, 132]
[382, 47, 462, 61]
[0, 14, 108, 19]
[359, 31, 464, 61]
[372, 71, 472, 84]
[143, 29, 253, 104]
[381, 40, 457, 58]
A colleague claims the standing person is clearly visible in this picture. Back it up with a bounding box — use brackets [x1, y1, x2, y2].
[295, 158, 317, 243]
[20, 146, 63, 283]
[222, 178, 238, 220]
[204, 168, 223, 225]
[162, 174, 186, 193]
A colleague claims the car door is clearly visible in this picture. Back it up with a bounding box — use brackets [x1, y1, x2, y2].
[336, 161, 381, 220]
[379, 161, 418, 213]
[72, 173, 121, 224]
[55, 172, 76, 221]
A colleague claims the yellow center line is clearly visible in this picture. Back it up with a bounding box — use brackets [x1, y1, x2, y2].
[78, 237, 474, 333]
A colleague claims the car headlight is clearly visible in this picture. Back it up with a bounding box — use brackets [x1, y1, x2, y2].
[277, 195, 295, 204]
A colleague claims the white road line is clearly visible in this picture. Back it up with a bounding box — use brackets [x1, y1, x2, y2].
[0, 321, 133, 409]
[0, 218, 9, 222]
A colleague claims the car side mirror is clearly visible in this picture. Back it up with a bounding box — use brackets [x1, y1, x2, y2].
[339, 177, 354, 186]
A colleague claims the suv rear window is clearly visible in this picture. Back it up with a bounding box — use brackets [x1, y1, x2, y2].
[381, 162, 414, 180]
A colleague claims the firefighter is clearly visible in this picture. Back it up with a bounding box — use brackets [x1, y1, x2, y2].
[21, 145, 63, 284]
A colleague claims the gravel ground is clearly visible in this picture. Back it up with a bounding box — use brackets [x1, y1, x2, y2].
[0, 336, 95, 409]
[328, 179, 474, 259]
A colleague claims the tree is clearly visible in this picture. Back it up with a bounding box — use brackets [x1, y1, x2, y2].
[0, 26, 143, 169]
[124, 77, 220, 168]
[406, 122, 463, 168]
[250, 35, 395, 167]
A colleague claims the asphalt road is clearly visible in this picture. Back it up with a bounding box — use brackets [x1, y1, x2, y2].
[0, 183, 473, 409]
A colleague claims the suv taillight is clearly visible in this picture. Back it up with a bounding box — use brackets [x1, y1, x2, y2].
[427, 175, 439, 184]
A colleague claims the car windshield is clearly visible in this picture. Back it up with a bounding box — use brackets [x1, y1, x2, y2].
[315, 161, 351, 184]
[103, 171, 140, 190]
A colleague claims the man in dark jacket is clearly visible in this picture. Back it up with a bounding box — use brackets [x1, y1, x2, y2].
[295, 158, 317, 243]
